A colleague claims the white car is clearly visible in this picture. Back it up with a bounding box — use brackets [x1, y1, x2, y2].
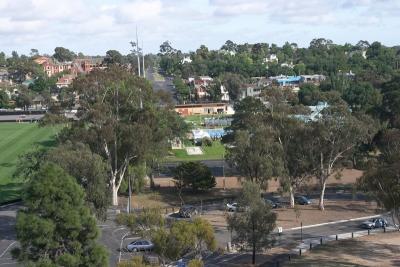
[226, 202, 238, 212]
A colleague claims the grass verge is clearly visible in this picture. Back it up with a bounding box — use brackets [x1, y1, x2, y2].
[0, 122, 61, 204]
[165, 141, 225, 162]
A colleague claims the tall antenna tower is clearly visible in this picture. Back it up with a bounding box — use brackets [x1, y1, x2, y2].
[142, 40, 145, 78]
[136, 27, 141, 77]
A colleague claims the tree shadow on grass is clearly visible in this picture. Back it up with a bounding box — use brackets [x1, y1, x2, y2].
[0, 162, 14, 168]
[0, 182, 23, 204]
[34, 139, 57, 148]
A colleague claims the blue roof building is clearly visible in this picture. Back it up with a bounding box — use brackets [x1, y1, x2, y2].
[293, 102, 329, 122]
[276, 76, 302, 86]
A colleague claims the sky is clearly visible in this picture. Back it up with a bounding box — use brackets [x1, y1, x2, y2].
[0, 0, 399, 56]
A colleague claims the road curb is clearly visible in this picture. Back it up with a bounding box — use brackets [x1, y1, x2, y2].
[0, 200, 22, 209]
[291, 226, 397, 255]
[281, 214, 384, 232]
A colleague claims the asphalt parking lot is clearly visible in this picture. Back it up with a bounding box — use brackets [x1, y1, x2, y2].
[0, 203, 19, 267]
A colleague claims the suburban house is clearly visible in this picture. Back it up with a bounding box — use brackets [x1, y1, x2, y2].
[34, 56, 72, 77]
[300, 74, 326, 84]
[175, 103, 234, 116]
[32, 95, 45, 107]
[34, 56, 104, 77]
[268, 74, 326, 92]
[264, 54, 278, 63]
[240, 77, 270, 100]
[188, 76, 214, 99]
[56, 74, 76, 88]
[0, 69, 9, 83]
[241, 86, 262, 99]
[293, 101, 329, 122]
[194, 79, 209, 99]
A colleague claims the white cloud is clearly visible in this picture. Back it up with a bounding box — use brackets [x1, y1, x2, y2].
[111, 0, 163, 23]
[210, 0, 269, 16]
[0, 0, 398, 55]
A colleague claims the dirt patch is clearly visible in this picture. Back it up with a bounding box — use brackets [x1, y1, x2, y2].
[154, 169, 364, 192]
[283, 232, 400, 267]
[118, 187, 240, 211]
[200, 199, 378, 229]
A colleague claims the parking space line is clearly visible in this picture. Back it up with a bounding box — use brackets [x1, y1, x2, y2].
[0, 242, 16, 258]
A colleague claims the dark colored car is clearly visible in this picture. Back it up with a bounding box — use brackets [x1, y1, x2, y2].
[360, 218, 388, 229]
[294, 195, 311, 205]
[178, 205, 198, 218]
[264, 198, 279, 209]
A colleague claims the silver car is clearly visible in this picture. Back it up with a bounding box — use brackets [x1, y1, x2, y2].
[127, 240, 154, 252]
[360, 218, 388, 229]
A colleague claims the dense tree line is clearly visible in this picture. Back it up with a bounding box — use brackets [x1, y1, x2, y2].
[158, 39, 400, 104]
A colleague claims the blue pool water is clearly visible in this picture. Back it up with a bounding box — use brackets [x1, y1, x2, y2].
[204, 128, 226, 138]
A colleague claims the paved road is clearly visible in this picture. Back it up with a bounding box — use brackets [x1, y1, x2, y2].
[205, 215, 392, 266]
[146, 68, 177, 102]
[156, 160, 233, 177]
[0, 114, 44, 122]
[0, 204, 19, 267]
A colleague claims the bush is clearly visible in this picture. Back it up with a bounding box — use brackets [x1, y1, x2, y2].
[201, 137, 213, 147]
[173, 161, 216, 191]
[188, 259, 204, 267]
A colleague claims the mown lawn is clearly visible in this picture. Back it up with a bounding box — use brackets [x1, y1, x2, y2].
[166, 141, 225, 161]
[0, 122, 61, 204]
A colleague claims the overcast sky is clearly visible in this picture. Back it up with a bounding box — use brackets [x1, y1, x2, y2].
[0, 0, 399, 56]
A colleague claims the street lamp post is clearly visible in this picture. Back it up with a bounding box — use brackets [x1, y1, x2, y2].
[301, 221, 303, 243]
[222, 151, 226, 190]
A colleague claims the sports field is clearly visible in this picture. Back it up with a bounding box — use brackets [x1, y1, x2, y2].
[0, 122, 61, 204]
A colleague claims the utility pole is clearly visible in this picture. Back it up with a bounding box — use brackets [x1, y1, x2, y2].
[139, 88, 143, 110]
[142, 40, 145, 78]
[136, 27, 141, 77]
[128, 173, 131, 213]
[222, 150, 226, 190]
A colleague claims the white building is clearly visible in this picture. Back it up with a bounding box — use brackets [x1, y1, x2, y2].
[220, 85, 230, 102]
[181, 56, 192, 64]
[264, 54, 278, 63]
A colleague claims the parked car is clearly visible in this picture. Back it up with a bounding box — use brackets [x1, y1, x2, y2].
[264, 198, 279, 209]
[226, 202, 238, 212]
[127, 240, 154, 252]
[178, 205, 198, 218]
[294, 195, 311, 205]
[360, 218, 388, 229]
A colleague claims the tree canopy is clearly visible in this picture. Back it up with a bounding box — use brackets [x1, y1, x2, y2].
[227, 182, 277, 265]
[12, 163, 108, 266]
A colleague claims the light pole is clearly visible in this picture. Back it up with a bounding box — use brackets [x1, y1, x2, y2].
[301, 221, 303, 243]
[136, 27, 141, 77]
[128, 172, 132, 214]
[222, 150, 226, 190]
[142, 40, 145, 78]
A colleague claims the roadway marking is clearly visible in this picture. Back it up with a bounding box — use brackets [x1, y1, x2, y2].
[118, 232, 130, 263]
[0, 242, 16, 258]
[281, 214, 385, 232]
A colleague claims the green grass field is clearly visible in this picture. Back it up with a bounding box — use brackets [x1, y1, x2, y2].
[166, 141, 225, 161]
[0, 122, 61, 204]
